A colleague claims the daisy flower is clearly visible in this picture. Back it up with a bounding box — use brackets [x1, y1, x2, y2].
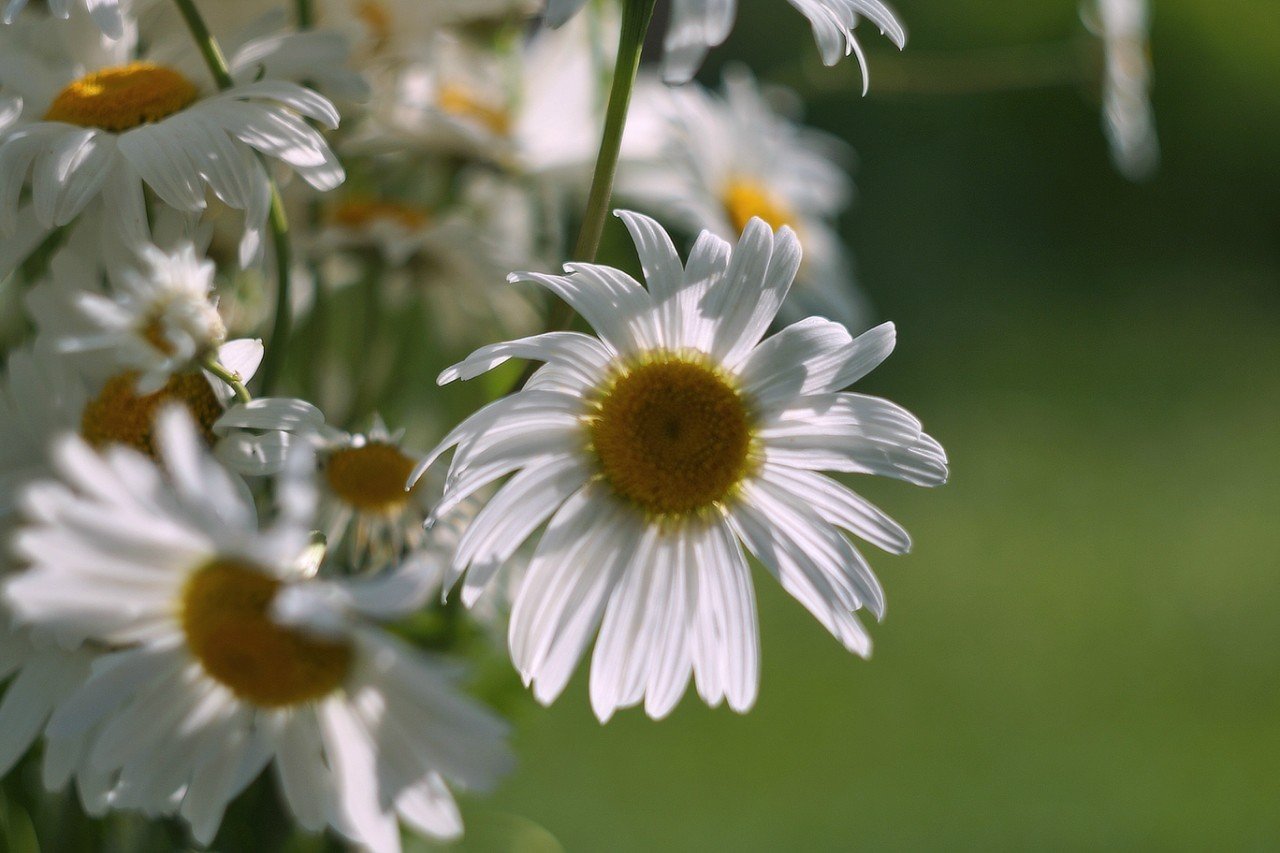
[313, 416, 436, 572]
[623, 68, 870, 327]
[2, 0, 124, 40]
[33, 241, 228, 394]
[1085, 0, 1159, 180]
[5, 408, 512, 850]
[413, 211, 947, 721]
[0, 348, 107, 812]
[546, 0, 907, 90]
[0, 9, 344, 269]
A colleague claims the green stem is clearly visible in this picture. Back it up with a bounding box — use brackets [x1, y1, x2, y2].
[510, 0, 655, 391]
[171, 0, 295, 397]
[200, 353, 253, 405]
[295, 0, 314, 28]
[257, 186, 293, 395]
[170, 0, 234, 90]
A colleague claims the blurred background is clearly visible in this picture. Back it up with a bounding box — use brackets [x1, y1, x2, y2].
[463, 0, 1280, 848]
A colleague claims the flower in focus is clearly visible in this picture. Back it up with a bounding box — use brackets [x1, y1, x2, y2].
[1086, 0, 1159, 180]
[414, 211, 947, 721]
[546, 0, 907, 90]
[5, 408, 512, 850]
[0, 10, 344, 269]
[624, 67, 870, 327]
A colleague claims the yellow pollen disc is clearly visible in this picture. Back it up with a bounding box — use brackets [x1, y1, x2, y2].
[140, 314, 177, 356]
[436, 83, 511, 136]
[329, 198, 430, 231]
[722, 179, 795, 234]
[80, 371, 223, 460]
[589, 358, 754, 517]
[325, 442, 418, 513]
[44, 62, 199, 133]
[353, 0, 393, 52]
[181, 560, 353, 707]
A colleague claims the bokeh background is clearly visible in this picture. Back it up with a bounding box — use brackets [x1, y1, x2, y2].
[467, 0, 1280, 849]
[3, 0, 1277, 850]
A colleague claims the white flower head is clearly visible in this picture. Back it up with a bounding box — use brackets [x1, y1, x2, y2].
[546, 0, 907, 91]
[414, 211, 947, 722]
[623, 67, 869, 327]
[1085, 0, 1159, 180]
[35, 242, 227, 394]
[0, 9, 344, 270]
[5, 408, 513, 850]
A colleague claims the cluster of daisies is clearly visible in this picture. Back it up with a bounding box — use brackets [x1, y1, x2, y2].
[0, 0, 1152, 849]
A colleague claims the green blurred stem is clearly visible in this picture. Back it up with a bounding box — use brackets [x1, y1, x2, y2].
[200, 353, 253, 405]
[510, 0, 656, 392]
[171, 0, 295, 397]
[295, 0, 314, 28]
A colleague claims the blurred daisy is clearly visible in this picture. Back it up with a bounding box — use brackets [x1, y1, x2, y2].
[2, 0, 124, 40]
[34, 242, 227, 394]
[414, 212, 947, 721]
[546, 0, 906, 90]
[623, 68, 869, 327]
[315, 416, 435, 572]
[5, 408, 512, 850]
[0, 10, 344, 268]
[0, 348, 106, 812]
[1085, 0, 1159, 180]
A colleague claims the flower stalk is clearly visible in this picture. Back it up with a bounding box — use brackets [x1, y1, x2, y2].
[199, 353, 253, 405]
[511, 0, 656, 391]
[171, 0, 295, 396]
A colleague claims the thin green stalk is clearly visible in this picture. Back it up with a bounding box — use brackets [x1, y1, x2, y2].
[200, 353, 253, 405]
[171, 0, 295, 396]
[257, 185, 293, 394]
[510, 0, 656, 391]
[295, 0, 314, 28]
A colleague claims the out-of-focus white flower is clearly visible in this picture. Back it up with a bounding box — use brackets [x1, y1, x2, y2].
[31, 242, 227, 394]
[356, 14, 617, 183]
[414, 212, 947, 721]
[0, 10, 344, 270]
[2, 0, 124, 40]
[5, 408, 513, 850]
[1085, 0, 1158, 180]
[546, 0, 906, 91]
[623, 68, 870, 327]
[0, 349, 105, 812]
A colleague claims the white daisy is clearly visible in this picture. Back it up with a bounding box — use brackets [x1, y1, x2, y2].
[2, 0, 124, 40]
[312, 416, 436, 572]
[413, 211, 947, 721]
[623, 68, 870, 327]
[5, 408, 512, 850]
[0, 347, 107, 814]
[0, 9, 344, 269]
[31, 241, 228, 394]
[1086, 0, 1159, 180]
[546, 0, 907, 90]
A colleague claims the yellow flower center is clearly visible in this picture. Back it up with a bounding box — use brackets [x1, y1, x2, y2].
[354, 0, 393, 53]
[44, 62, 199, 133]
[437, 83, 511, 136]
[181, 559, 353, 707]
[589, 357, 755, 517]
[79, 371, 223, 460]
[325, 442, 418, 513]
[329, 199, 430, 231]
[722, 179, 794, 234]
